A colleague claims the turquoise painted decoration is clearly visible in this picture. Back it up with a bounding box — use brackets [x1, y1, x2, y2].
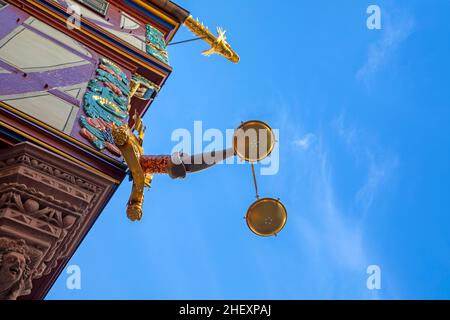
[146, 25, 169, 64]
[96, 69, 130, 96]
[83, 91, 127, 125]
[146, 45, 169, 65]
[146, 25, 167, 51]
[79, 116, 107, 150]
[99, 57, 129, 84]
[87, 79, 128, 110]
[79, 57, 130, 156]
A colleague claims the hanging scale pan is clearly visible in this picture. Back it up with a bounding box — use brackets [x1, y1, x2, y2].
[233, 120, 275, 162]
[246, 197, 287, 237]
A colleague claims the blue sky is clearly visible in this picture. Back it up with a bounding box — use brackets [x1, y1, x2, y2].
[47, 0, 450, 299]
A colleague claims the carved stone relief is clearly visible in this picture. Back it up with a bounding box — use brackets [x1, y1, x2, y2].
[0, 142, 116, 299]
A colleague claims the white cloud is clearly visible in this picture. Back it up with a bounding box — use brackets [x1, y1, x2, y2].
[268, 97, 400, 298]
[281, 107, 399, 298]
[293, 133, 317, 150]
[355, 152, 398, 216]
[357, 11, 414, 82]
[315, 147, 368, 270]
[333, 112, 399, 216]
[288, 138, 375, 298]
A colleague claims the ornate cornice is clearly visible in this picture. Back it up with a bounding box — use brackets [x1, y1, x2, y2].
[0, 142, 116, 299]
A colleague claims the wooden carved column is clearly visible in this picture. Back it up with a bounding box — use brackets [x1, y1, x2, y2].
[0, 142, 117, 299]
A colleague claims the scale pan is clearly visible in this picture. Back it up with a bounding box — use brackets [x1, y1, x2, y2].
[246, 198, 287, 237]
[233, 120, 275, 162]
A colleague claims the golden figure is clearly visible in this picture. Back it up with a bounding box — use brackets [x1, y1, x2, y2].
[112, 113, 151, 221]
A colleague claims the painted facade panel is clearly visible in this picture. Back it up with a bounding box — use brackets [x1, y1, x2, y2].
[0, 66, 9, 74]
[2, 93, 79, 133]
[65, 0, 147, 49]
[59, 83, 88, 100]
[0, 1, 168, 160]
[0, 25, 89, 72]
[25, 18, 93, 58]
[102, 25, 146, 51]
[59, 0, 169, 64]
[0, 5, 99, 148]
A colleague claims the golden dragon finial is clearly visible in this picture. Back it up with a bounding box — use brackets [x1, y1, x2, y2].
[183, 15, 240, 63]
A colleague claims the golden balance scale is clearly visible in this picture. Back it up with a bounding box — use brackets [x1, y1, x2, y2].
[112, 17, 286, 237]
[234, 120, 287, 237]
[113, 119, 287, 237]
